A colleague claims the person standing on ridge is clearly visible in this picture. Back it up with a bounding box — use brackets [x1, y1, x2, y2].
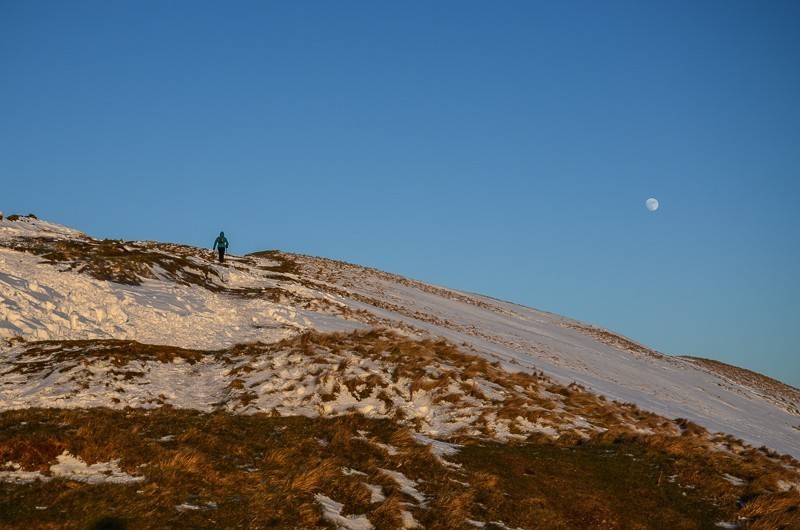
[213, 231, 229, 263]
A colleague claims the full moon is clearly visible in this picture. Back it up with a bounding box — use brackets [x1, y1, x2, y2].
[646, 198, 659, 211]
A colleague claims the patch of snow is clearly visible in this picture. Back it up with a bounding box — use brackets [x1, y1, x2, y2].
[365, 483, 385, 503]
[488, 522, 525, 530]
[0, 462, 45, 484]
[512, 416, 559, 438]
[380, 469, 427, 506]
[722, 473, 746, 487]
[374, 442, 399, 456]
[0, 216, 86, 241]
[49, 451, 145, 484]
[314, 494, 373, 530]
[413, 433, 461, 457]
[174, 502, 216, 512]
[1, 451, 144, 485]
[400, 510, 422, 529]
[175, 504, 202, 512]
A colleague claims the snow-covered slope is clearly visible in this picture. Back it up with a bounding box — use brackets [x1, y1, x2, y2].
[1, 215, 798, 458]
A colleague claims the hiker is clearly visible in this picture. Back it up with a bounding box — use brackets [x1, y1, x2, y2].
[213, 231, 229, 263]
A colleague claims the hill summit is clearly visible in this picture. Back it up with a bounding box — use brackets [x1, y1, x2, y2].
[1, 214, 798, 529]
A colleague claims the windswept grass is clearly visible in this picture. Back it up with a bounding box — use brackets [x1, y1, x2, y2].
[1, 409, 467, 529]
[3, 408, 797, 529]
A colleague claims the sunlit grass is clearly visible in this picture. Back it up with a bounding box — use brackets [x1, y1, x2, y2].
[2, 407, 798, 529]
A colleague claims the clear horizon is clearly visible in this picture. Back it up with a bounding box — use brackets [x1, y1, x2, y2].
[2, 1, 798, 388]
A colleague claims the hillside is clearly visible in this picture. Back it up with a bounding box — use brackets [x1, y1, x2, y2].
[1, 214, 799, 529]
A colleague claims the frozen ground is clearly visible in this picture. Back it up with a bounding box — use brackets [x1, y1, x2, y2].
[1, 216, 798, 458]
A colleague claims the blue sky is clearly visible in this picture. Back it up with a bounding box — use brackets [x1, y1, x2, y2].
[2, 1, 798, 387]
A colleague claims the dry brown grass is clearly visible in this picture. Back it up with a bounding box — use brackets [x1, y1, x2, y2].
[368, 491, 405, 528]
[289, 458, 342, 494]
[739, 492, 800, 529]
[157, 448, 209, 476]
[0, 438, 65, 473]
[2, 403, 799, 529]
[1, 409, 442, 528]
[11, 340, 211, 376]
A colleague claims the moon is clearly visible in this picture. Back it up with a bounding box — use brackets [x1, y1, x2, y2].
[646, 198, 659, 211]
